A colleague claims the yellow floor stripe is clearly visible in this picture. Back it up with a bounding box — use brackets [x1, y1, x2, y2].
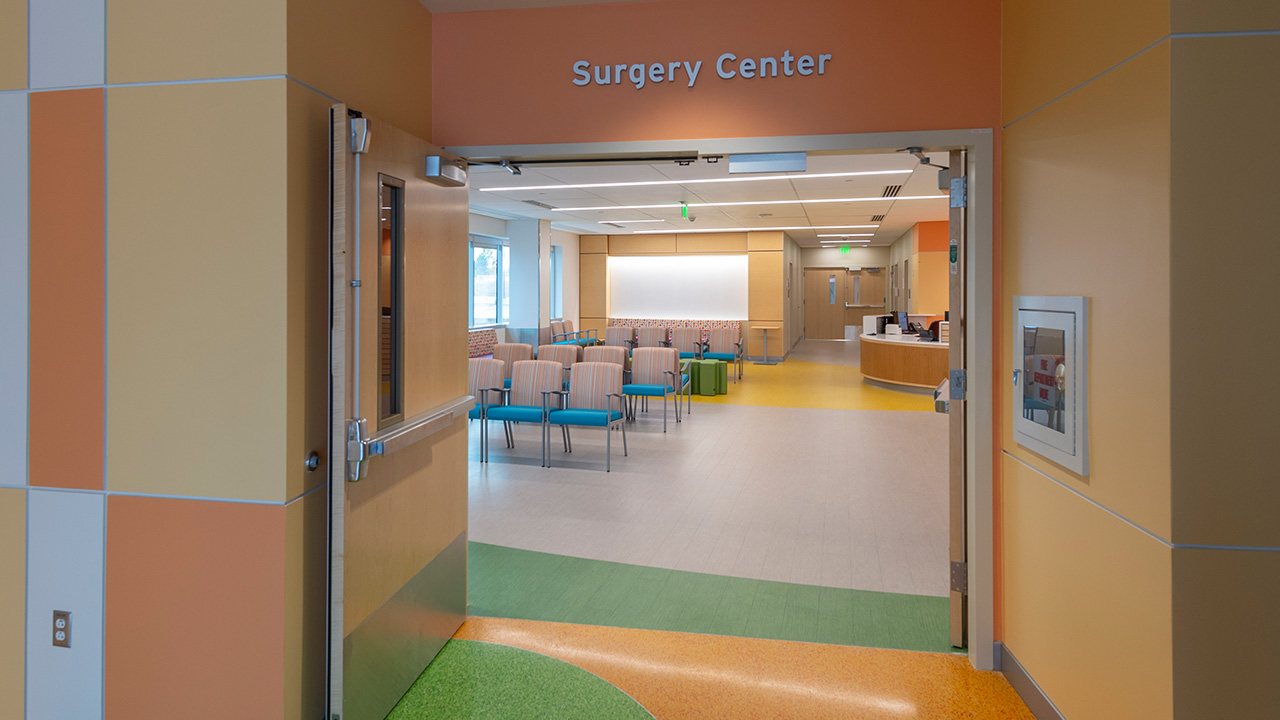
[689, 359, 934, 412]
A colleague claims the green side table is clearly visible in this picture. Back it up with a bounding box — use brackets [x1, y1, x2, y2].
[689, 359, 727, 396]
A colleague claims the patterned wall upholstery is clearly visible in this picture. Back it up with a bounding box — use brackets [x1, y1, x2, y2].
[604, 326, 636, 348]
[670, 327, 703, 355]
[583, 345, 628, 370]
[468, 358, 505, 405]
[509, 360, 565, 407]
[636, 327, 669, 348]
[707, 327, 741, 354]
[537, 344, 580, 368]
[610, 318, 743, 334]
[630, 347, 679, 386]
[492, 343, 533, 380]
[566, 362, 623, 411]
[467, 328, 499, 358]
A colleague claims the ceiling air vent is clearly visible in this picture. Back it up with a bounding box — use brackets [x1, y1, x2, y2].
[881, 185, 902, 198]
[521, 199, 556, 210]
[871, 214, 885, 222]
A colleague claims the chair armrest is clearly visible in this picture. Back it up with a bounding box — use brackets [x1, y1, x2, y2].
[625, 339, 637, 349]
[660, 340, 672, 347]
[606, 392, 626, 415]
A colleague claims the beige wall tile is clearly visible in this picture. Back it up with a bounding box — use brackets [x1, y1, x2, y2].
[0, 0, 26, 90]
[1003, 0, 1169, 124]
[1170, 36, 1280, 547]
[0, 488, 24, 720]
[1002, 457, 1173, 720]
[106, 79, 290, 502]
[1003, 45, 1172, 537]
[107, 0, 286, 83]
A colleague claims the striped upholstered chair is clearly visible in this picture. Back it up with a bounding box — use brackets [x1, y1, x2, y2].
[492, 343, 533, 389]
[583, 344, 629, 375]
[551, 319, 597, 347]
[604, 325, 637, 351]
[622, 348, 688, 432]
[484, 359, 564, 466]
[704, 326, 744, 381]
[467, 358, 506, 461]
[636, 326, 670, 349]
[670, 327, 703, 360]
[546, 362, 627, 471]
[537, 344, 580, 388]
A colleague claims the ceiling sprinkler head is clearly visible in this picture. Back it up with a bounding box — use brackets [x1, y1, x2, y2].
[500, 160, 521, 176]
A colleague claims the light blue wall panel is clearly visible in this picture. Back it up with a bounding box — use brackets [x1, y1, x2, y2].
[29, 0, 105, 88]
[0, 93, 28, 487]
[26, 489, 104, 720]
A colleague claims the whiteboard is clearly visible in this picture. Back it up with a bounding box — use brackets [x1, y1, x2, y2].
[608, 255, 749, 320]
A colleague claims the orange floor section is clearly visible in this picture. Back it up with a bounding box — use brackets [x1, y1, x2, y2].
[455, 617, 1034, 719]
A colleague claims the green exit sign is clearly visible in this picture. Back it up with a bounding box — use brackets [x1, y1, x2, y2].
[839, 246, 850, 254]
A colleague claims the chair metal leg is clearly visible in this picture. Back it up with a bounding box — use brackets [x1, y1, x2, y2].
[606, 421, 611, 472]
[663, 391, 667, 432]
[621, 416, 628, 456]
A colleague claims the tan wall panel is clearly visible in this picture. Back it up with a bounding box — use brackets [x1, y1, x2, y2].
[747, 231, 784, 251]
[0, 0, 25, 90]
[748, 251, 783, 322]
[1003, 45, 1172, 537]
[285, 83, 334, 501]
[1170, 36, 1280, 547]
[608, 234, 675, 255]
[675, 232, 747, 254]
[284, 488, 327, 720]
[343, 421, 467, 629]
[579, 253, 608, 318]
[1002, 457, 1173, 720]
[1002, 0, 1168, 124]
[579, 317, 607, 338]
[580, 235, 608, 254]
[106, 79, 289, 502]
[746, 322, 785, 360]
[287, 0, 433, 142]
[107, 0, 286, 83]
[0, 488, 24, 720]
[913, 252, 948, 316]
[1172, 0, 1280, 32]
[1172, 547, 1280, 717]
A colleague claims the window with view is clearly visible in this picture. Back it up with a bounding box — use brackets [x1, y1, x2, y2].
[470, 240, 509, 327]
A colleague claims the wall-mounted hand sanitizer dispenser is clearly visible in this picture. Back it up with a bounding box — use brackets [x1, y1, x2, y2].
[1012, 295, 1089, 475]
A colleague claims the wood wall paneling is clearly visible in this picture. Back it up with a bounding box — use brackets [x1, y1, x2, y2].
[579, 253, 608, 318]
[747, 231, 784, 251]
[858, 336, 948, 388]
[580, 234, 608, 254]
[608, 234, 675, 255]
[675, 232, 747, 254]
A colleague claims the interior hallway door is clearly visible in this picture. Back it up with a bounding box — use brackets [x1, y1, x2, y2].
[803, 268, 846, 339]
[328, 105, 474, 720]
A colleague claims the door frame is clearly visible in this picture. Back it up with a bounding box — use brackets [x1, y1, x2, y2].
[447, 128, 997, 671]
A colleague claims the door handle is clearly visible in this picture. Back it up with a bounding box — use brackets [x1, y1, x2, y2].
[346, 418, 370, 482]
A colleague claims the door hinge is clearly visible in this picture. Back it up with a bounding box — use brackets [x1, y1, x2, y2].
[950, 368, 967, 401]
[951, 561, 968, 594]
[949, 176, 968, 208]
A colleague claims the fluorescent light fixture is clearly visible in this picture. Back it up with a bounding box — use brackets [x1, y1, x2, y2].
[820, 239, 871, 244]
[479, 169, 912, 193]
[552, 196, 945, 212]
[597, 219, 664, 224]
[635, 224, 877, 235]
[817, 233, 874, 238]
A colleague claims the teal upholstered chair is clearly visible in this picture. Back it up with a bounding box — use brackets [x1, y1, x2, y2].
[467, 358, 506, 461]
[493, 343, 533, 389]
[670, 327, 703, 360]
[637, 326, 669, 349]
[484, 359, 564, 466]
[703, 326, 744, 381]
[604, 325, 637, 352]
[551, 319, 597, 347]
[537, 343, 581, 389]
[622, 347, 689, 432]
[546, 362, 627, 471]
[583, 344, 629, 377]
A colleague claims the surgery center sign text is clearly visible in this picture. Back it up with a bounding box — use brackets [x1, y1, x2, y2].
[572, 51, 833, 89]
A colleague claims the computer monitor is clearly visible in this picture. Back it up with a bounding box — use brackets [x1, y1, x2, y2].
[898, 311, 911, 332]
[874, 315, 892, 334]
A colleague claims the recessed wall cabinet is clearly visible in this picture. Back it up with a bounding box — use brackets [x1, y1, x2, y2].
[1012, 295, 1090, 475]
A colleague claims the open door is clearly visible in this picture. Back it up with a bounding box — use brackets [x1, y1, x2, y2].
[946, 149, 968, 649]
[328, 105, 473, 720]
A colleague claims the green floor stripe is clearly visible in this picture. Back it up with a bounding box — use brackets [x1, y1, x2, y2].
[388, 639, 652, 720]
[469, 542, 952, 653]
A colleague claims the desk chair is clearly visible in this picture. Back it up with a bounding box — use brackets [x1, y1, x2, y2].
[493, 343, 533, 389]
[546, 362, 627, 471]
[467, 358, 505, 462]
[484, 359, 564, 466]
[703, 326, 744, 381]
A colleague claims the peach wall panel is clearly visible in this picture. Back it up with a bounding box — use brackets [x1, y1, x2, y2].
[0, 488, 25, 720]
[106, 0, 285, 83]
[284, 489, 327, 720]
[105, 495, 285, 720]
[29, 89, 104, 491]
[0, 94, 28, 487]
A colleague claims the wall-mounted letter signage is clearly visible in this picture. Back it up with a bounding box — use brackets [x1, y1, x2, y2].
[572, 51, 832, 90]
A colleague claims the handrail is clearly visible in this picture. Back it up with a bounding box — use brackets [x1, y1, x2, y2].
[347, 395, 475, 481]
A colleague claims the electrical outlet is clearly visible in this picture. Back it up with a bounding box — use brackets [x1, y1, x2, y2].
[52, 610, 71, 648]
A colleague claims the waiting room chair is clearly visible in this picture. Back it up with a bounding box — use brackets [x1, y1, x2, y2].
[703, 327, 744, 381]
[483, 359, 564, 466]
[604, 325, 637, 351]
[538, 343, 581, 388]
[552, 319, 598, 347]
[583, 345, 630, 377]
[467, 357, 506, 462]
[670, 327, 703, 360]
[623, 347, 689, 432]
[493, 343, 533, 389]
[545, 362, 627, 471]
[637, 327, 670, 349]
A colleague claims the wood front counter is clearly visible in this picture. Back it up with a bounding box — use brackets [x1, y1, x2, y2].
[859, 333, 949, 389]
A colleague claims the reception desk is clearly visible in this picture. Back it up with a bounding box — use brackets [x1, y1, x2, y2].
[859, 333, 949, 389]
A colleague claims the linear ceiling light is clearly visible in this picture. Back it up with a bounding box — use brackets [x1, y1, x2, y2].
[552, 196, 945, 212]
[634, 224, 878, 235]
[597, 219, 664, 224]
[820, 239, 872, 243]
[817, 233, 874, 238]
[479, 169, 912, 193]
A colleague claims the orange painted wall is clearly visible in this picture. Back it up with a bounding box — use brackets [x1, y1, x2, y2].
[29, 90, 104, 491]
[432, 0, 1000, 146]
[915, 221, 949, 252]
